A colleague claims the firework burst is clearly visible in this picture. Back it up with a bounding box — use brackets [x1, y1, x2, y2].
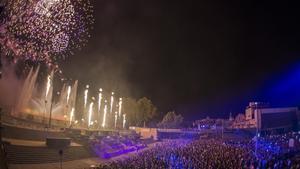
[0, 0, 94, 65]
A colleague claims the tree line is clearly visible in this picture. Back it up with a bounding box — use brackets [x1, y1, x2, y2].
[123, 97, 184, 128]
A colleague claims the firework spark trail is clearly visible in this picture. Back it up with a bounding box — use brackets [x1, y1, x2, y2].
[45, 74, 51, 98]
[66, 85, 71, 104]
[123, 114, 126, 129]
[98, 88, 102, 113]
[102, 100, 107, 128]
[118, 98, 122, 117]
[0, 0, 94, 65]
[88, 102, 94, 127]
[84, 85, 89, 109]
[110, 92, 114, 113]
[69, 107, 74, 125]
[114, 111, 118, 128]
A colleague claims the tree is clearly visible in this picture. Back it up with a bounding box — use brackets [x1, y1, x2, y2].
[123, 97, 138, 126]
[123, 97, 158, 127]
[136, 97, 157, 126]
[157, 111, 184, 129]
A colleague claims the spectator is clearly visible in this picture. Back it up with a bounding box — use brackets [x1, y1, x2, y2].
[91, 132, 300, 169]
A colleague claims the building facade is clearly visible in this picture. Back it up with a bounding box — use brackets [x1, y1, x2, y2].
[244, 102, 298, 132]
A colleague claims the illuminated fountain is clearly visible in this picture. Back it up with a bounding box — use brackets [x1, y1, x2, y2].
[29, 71, 54, 122]
[123, 114, 126, 129]
[51, 80, 78, 121]
[110, 92, 114, 114]
[13, 67, 40, 117]
[88, 102, 94, 127]
[13, 67, 78, 123]
[102, 100, 108, 128]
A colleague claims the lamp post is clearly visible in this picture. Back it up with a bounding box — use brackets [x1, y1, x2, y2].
[48, 97, 53, 129]
[44, 74, 52, 130]
[59, 149, 63, 169]
[49, 91, 61, 129]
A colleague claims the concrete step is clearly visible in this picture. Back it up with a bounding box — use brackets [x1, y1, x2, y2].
[5, 145, 93, 164]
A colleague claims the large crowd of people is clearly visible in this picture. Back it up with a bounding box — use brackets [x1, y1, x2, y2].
[91, 132, 300, 169]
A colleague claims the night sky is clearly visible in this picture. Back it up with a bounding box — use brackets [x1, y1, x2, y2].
[62, 1, 300, 120]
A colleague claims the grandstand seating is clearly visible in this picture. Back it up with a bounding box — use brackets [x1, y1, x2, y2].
[4, 144, 93, 164]
[2, 124, 65, 141]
